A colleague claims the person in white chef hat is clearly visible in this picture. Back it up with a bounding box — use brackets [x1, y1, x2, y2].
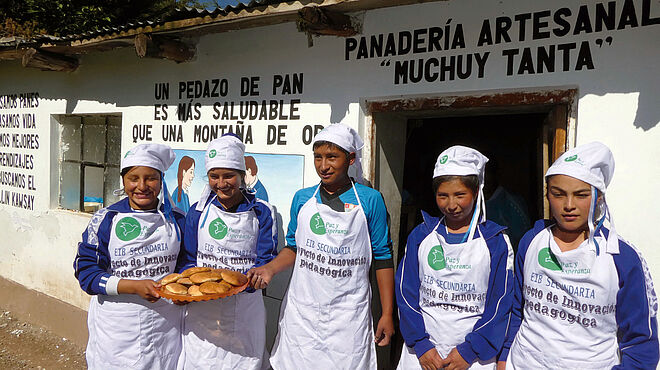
[396, 145, 514, 370]
[251, 123, 396, 369]
[176, 133, 278, 369]
[498, 142, 659, 369]
[74, 143, 187, 369]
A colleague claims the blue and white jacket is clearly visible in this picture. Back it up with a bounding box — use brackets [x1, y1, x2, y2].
[500, 219, 659, 369]
[396, 211, 513, 363]
[179, 190, 278, 274]
[74, 198, 187, 295]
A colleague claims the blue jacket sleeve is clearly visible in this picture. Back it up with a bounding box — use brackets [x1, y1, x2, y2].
[499, 224, 540, 361]
[457, 232, 514, 363]
[396, 224, 436, 359]
[253, 199, 278, 268]
[179, 203, 202, 272]
[612, 243, 659, 369]
[73, 209, 115, 295]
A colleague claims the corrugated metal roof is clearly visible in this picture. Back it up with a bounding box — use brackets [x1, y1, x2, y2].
[0, 0, 288, 46]
[0, 0, 444, 61]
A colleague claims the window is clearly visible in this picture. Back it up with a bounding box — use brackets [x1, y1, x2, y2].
[57, 114, 122, 213]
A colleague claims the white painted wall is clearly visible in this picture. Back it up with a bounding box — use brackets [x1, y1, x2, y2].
[0, 0, 658, 311]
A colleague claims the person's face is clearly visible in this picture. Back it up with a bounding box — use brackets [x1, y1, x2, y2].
[313, 144, 355, 188]
[435, 178, 476, 229]
[182, 164, 195, 189]
[208, 168, 242, 204]
[123, 166, 161, 210]
[547, 175, 594, 233]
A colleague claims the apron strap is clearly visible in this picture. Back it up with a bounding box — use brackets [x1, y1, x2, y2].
[440, 216, 483, 244]
[349, 181, 363, 208]
[313, 181, 363, 209]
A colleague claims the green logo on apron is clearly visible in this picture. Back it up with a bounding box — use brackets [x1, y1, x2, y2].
[439, 155, 448, 164]
[565, 155, 578, 162]
[115, 217, 141, 241]
[310, 212, 326, 235]
[209, 149, 217, 158]
[427, 245, 446, 270]
[538, 247, 562, 271]
[209, 217, 228, 239]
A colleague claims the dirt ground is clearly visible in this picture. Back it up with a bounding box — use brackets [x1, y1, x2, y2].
[0, 308, 85, 369]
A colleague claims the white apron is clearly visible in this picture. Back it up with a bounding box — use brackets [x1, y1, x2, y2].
[398, 220, 495, 369]
[506, 227, 619, 369]
[271, 183, 376, 369]
[179, 199, 268, 370]
[86, 211, 183, 370]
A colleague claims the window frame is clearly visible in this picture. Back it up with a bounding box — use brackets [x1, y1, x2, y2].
[58, 114, 121, 213]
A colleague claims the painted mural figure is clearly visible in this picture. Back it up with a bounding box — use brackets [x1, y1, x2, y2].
[177, 134, 278, 369]
[499, 142, 659, 369]
[171, 155, 195, 213]
[251, 123, 395, 369]
[244, 155, 269, 201]
[73, 143, 186, 369]
[396, 146, 514, 370]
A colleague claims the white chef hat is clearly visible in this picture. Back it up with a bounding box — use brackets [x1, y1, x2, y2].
[119, 143, 180, 240]
[121, 143, 176, 173]
[433, 145, 489, 181]
[196, 133, 246, 212]
[205, 134, 246, 173]
[545, 141, 614, 193]
[312, 123, 365, 183]
[545, 142, 618, 254]
[433, 146, 489, 242]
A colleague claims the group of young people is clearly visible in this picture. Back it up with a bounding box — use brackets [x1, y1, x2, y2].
[73, 123, 658, 369]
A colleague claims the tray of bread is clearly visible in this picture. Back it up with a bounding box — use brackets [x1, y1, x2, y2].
[158, 267, 249, 302]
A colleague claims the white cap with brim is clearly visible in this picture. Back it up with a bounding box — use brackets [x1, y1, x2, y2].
[197, 134, 246, 211]
[433, 145, 489, 180]
[313, 123, 365, 184]
[433, 145, 489, 242]
[205, 134, 246, 173]
[121, 143, 176, 173]
[545, 142, 618, 254]
[545, 141, 614, 193]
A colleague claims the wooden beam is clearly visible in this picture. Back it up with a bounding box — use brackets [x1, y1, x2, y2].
[21, 48, 79, 72]
[297, 5, 358, 46]
[134, 33, 195, 63]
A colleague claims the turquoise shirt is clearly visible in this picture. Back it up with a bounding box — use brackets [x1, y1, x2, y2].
[286, 183, 393, 260]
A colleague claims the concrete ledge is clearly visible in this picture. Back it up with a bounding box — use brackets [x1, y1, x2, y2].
[0, 276, 88, 347]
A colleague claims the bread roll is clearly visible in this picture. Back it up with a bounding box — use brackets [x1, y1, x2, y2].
[220, 270, 248, 286]
[177, 277, 193, 286]
[199, 282, 231, 294]
[188, 285, 204, 296]
[165, 283, 188, 295]
[160, 273, 181, 285]
[190, 271, 223, 284]
[180, 266, 211, 278]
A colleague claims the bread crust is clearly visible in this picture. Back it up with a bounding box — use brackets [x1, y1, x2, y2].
[188, 285, 204, 296]
[180, 267, 211, 278]
[160, 273, 181, 285]
[165, 282, 188, 295]
[199, 281, 231, 294]
[190, 271, 223, 284]
[220, 270, 248, 286]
